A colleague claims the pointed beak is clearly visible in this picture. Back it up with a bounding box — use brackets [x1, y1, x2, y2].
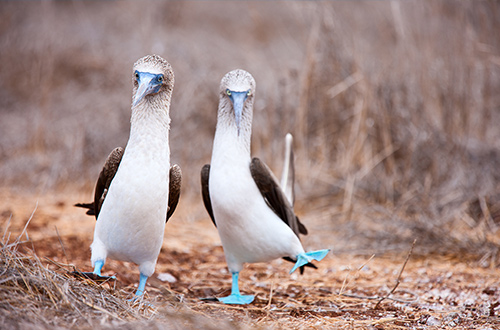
[229, 92, 248, 136]
[133, 72, 162, 107]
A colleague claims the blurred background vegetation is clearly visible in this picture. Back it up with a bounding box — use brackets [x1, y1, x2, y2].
[0, 1, 499, 262]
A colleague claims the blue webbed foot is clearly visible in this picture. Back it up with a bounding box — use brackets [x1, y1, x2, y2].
[76, 259, 115, 282]
[218, 294, 255, 305]
[78, 272, 115, 283]
[290, 249, 330, 274]
[218, 271, 254, 305]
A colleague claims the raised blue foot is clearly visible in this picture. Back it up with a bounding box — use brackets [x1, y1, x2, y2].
[290, 249, 330, 274]
[218, 271, 255, 305]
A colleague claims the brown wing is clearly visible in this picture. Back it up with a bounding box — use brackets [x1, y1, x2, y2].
[93, 147, 124, 218]
[200, 164, 216, 227]
[74, 147, 124, 220]
[166, 164, 182, 222]
[251, 157, 312, 274]
[250, 157, 307, 237]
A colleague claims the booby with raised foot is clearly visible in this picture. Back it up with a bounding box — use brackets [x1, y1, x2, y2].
[75, 54, 181, 297]
[201, 69, 329, 305]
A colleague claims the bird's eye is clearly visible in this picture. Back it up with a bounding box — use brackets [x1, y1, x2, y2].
[226, 89, 231, 96]
[158, 75, 164, 82]
[135, 72, 139, 79]
[246, 90, 252, 96]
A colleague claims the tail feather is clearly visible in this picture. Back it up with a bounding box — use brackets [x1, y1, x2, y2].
[74, 202, 95, 216]
[280, 133, 295, 206]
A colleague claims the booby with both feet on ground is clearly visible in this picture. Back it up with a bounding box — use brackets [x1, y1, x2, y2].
[75, 54, 181, 297]
[201, 69, 329, 305]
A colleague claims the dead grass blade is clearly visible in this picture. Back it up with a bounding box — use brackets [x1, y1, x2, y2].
[374, 239, 417, 309]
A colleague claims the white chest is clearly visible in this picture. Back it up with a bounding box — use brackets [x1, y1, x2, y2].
[93, 129, 170, 263]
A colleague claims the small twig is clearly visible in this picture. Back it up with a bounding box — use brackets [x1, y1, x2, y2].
[374, 239, 416, 309]
[338, 266, 350, 296]
[480, 196, 497, 232]
[2, 214, 13, 245]
[341, 293, 379, 300]
[327, 71, 363, 99]
[43, 257, 74, 269]
[386, 290, 419, 304]
[341, 289, 419, 304]
[81, 296, 124, 321]
[338, 254, 375, 296]
[265, 280, 274, 309]
[49, 274, 70, 306]
[13, 201, 38, 246]
[55, 226, 69, 264]
[0, 276, 15, 285]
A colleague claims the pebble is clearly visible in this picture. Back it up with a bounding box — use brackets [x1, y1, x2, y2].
[157, 272, 177, 283]
[426, 316, 441, 326]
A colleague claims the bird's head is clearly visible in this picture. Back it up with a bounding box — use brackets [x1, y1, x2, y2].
[219, 69, 256, 136]
[132, 55, 174, 107]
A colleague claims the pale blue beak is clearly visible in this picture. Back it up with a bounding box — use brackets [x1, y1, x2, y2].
[133, 71, 164, 106]
[228, 91, 248, 135]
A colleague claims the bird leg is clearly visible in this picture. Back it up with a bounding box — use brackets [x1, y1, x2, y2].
[93, 259, 104, 276]
[289, 249, 330, 274]
[125, 273, 150, 304]
[218, 272, 254, 305]
[135, 273, 149, 296]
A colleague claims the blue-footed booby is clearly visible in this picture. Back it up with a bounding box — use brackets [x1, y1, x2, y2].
[201, 69, 329, 305]
[75, 54, 181, 297]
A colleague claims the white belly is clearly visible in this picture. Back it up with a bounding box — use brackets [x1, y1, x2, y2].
[92, 149, 169, 272]
[209, 155, 304, 272]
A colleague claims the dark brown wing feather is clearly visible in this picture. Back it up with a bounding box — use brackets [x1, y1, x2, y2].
[74, 147, 124, 219]
[201, 164, 216, 227]
[93, 147, 124, 219]
[250, 157, 307, 236]
[167, 164, 182, 222]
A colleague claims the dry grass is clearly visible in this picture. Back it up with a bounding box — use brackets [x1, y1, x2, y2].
[1, 229, 147, 328]
[0, 245, 140, 328]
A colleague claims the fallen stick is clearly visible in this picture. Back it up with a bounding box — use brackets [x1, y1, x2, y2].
[374, 239, 416, 309]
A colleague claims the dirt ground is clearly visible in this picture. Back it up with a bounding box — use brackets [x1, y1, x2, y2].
[1, 188, 499, 329]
